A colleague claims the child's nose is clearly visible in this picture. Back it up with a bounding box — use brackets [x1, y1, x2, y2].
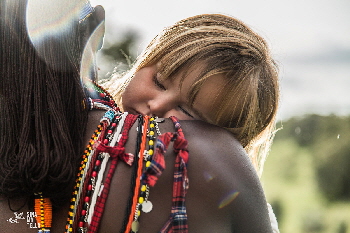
[148, 95, 175, 117]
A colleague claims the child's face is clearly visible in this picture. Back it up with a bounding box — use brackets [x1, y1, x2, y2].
[121, 64, 225, 121]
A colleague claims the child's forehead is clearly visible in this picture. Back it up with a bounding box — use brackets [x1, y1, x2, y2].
[157, 61, 206, 82]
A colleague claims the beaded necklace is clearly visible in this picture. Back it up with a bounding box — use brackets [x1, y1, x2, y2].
[87, 113, 137, 233]
[66, 80, 131, 233]
[129, 117, 158, 232]
[84, 78, 118, 111]
[34, 80, 190, 233]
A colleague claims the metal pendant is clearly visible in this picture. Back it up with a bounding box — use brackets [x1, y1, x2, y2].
[142, 200, 153, 213]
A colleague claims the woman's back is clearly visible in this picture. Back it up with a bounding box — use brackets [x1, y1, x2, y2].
[1, 110, 272, 232]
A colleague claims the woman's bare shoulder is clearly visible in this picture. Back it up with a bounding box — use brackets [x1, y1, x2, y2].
[179, 120, 273, 232]
[180, 120, 250, 176]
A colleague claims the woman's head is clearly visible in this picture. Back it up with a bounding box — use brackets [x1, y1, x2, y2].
[105, 14, 279, 174]
[0, 0, 103, 203]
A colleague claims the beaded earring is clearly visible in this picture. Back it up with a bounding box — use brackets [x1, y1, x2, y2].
[34, 192, 52, 233]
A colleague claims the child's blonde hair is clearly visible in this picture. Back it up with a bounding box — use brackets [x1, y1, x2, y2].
[103, 14, 279, 176]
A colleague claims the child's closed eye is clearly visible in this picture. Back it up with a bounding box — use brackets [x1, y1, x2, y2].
[178, 105, 194, 118]
[153, 75, 166, 90]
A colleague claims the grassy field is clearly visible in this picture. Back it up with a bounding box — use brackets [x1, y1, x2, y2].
[261, 138, 350, 233]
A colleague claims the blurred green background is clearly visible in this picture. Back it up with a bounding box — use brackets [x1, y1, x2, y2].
[262, 114, 350, 233]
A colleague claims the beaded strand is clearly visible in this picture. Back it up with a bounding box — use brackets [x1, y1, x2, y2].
[141, 117, 158, 209]
[65, 123, 103, 233]
[34, 192, 52, 233]
[77, 112, 122, 233]
[84, 79, 118, 111]
[87, 113, 127, 226]
[129, 117, 158, 232]
[119, 115, 144, 232]
[126, 116, 149, 233]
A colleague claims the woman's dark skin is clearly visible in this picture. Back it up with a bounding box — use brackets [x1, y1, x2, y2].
[0, 110, 272, 232]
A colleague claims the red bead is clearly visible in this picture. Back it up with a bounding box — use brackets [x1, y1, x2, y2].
[99, 93, 106, 97]
[88, 185, 92, 190]
[95, 160, 101, 166]
[103, 139, 108, 144]
[108, 130, 113, 134]
[79, 221, 84, 227]
[111, 123, 117, 127]
[84, 196, 90, 203]
[92, 171, 97, 177]
[81, 210, 86, 216]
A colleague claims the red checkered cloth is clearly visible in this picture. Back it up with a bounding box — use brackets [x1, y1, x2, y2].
[87, 114, 137, 233]
[143, 116, 189, 233]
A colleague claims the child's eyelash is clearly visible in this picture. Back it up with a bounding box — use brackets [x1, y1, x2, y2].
[153, 75, 166, 90]
[178, 105, 194, 118]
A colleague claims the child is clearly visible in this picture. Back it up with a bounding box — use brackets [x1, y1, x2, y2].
[103, 14, 279, 177]
[101, 14, 280, 232]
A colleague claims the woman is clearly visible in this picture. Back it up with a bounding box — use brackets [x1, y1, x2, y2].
[0, 0, 277, 232]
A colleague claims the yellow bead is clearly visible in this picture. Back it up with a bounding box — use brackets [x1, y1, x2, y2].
[149, 131, 154, 136]
[138, 197, 144, 204]
[141, 185, 147, 192]
[148, 149, 153, 156]
[137, 210, 141, 216]
[149, 140, 154, 146]
[150, 117, 155, 121]
[146, 161, 151, 168]
[150, 123, 155, 128]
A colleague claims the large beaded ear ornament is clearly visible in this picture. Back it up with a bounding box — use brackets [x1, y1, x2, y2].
[34, 192, 52, 233]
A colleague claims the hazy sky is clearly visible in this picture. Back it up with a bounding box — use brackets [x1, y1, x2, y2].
[91, 0, 350, 120]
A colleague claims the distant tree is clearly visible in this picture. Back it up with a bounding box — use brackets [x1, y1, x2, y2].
[337, 221, 347, 233]
[315, 138, 350, 201]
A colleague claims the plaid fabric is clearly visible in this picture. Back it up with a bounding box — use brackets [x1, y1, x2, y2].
[87, 114, 137, 233]
[160, 116, 189, 233]
[143, 131, 172, 187]
[143, 116, 189, 233]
